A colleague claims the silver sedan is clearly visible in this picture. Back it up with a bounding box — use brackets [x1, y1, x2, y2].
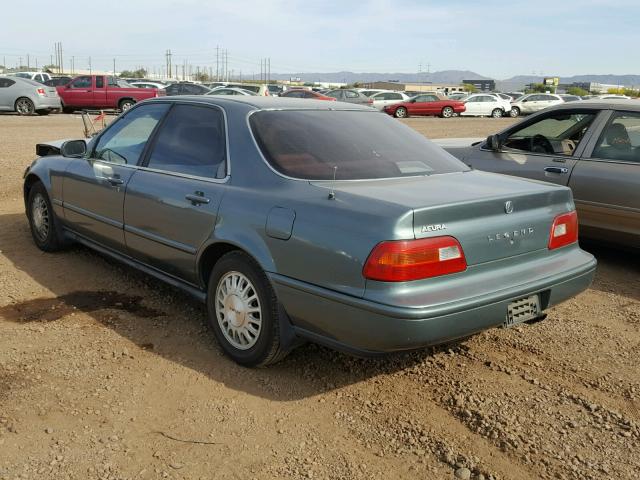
[0, 76, 62, 115]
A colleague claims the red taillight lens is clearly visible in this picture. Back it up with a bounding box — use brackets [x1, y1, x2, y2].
[36, 88, 46, 96]
[363, 236, 467, 282]
[548, 211, 578, 250]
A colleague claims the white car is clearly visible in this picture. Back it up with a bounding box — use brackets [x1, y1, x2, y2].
[358, 89, 387, 97]
[130, 81, 166, 90]
[597, 94, 631, 100]
[206, 87, 257, 96]
[460, 93, 513, 118]
[510, 93, 564, 116]
[369, 91, 410, 111]
[8, 71, 52, 84]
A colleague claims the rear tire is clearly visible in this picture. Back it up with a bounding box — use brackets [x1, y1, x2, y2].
[118, 99, 135, 112]
[27, 182, 64, 252]
[207, 251, 289, 367]
[510, 107, 520, 118]
[491, 108, 503, 118]
[15, 97, 35, 115]
[394, 107, 408, 118]
[441, 106, 454, 118]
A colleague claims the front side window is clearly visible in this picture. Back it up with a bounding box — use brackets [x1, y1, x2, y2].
[71, 76, 92, 88]
[96, 76, 104, 88]
[146, 105, 227, 179]
[415, 95, 438, 102]
[592, 112, 640, 163]
[325, 91, 341, 98]
[250, 110, 468, 180]
[92, 103, 169, 165]
[502, 111, 597, 156]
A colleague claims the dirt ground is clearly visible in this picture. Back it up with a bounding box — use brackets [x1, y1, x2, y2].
[0, 113, 638, 480]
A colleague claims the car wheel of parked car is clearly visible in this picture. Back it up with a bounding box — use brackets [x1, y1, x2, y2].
[15, 97, 35, 116]
[207, 251, 288, 367]
[441, 106, 454, 118]
[394, 107, 408, 118]
[491, 108, 503, 118]
[510, 107, 520, 118]
[27, 182, 64, 252]
[118, 99, 135, 112]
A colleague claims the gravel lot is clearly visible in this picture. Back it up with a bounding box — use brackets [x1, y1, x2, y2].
[0, 113, 638, 480]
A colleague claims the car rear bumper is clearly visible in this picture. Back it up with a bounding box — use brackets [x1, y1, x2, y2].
[270, 248, 596, 354]
[35, 97, 62, 109]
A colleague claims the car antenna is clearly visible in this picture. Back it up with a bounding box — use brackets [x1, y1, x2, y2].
[328, 166, 337, 200]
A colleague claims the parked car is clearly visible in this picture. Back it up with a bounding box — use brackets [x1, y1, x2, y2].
[267, 84, 283, 97]
[164, 82, 212, 96]
[436, 101, 640, 248]
[324, 89, 373, 106]
[228, 84, 270, 96]
[23, 96, 595, 366]
[130, 81, 166, 90]
[280, 89, 336, 101]
[598, 95, 631, 100]
[9, 71, 52, 84]
[510, 93, 564, 117]
[369, 91, 410, 111]
[460, 93, 512, 118]
[206, 87, 257, 96]
[57, 75, 164, 113]
[505, 92, 525, 101]
[559, 94, 582, 103]
[448, 92, 468, 101]
[44, 76, 72, 87]
[383, 93, 465, 118]
[358, 89, 387, 97]
[0, 76, 61, 115]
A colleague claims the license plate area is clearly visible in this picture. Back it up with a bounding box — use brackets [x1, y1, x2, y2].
[504, 294, 540, 327]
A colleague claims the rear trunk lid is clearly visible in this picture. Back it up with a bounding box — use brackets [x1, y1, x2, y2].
[312, 170, 573, 266]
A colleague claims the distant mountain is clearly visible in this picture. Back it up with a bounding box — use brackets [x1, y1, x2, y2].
[269, 70, 489, 85]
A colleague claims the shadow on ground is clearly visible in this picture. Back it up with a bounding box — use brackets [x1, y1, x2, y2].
[0, 212, 455, 402]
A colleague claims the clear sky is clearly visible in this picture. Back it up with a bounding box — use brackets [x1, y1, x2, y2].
[1, 0, 638, 79]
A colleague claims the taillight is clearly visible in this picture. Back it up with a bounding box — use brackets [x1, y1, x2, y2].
[363, 236, 467, 282]
[36, 88, 46, 96]
[548, 211, 578, 250]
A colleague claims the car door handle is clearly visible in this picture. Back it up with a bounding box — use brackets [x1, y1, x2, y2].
[544, 166, 569, 174]
[185, 193, 211, 205]
[106, 176, 124, 185]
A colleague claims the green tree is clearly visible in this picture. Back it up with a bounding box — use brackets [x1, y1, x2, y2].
[462, 82, 477, 93]
[566, 86, 589, 96]
[119, 68, 147, 78]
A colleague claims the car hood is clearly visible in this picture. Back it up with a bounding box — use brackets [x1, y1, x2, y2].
[431, 138, 484, 148]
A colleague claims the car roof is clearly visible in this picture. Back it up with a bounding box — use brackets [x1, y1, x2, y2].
[553, 99, 640, 111]
[145, 95, 375, 111]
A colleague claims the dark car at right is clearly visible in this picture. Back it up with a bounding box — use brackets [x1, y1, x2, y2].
[438, 100, 640, 248]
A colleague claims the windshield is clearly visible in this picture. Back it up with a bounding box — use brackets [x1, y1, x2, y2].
[250, 110, 468, 180]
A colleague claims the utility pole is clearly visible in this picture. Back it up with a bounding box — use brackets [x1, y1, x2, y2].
[19, 57, 22, 69]
[268, 58, 270, 84]
[27, 54, 30, 70]
[89, 57, 92, 75]
[215, 45, 219, 81]
[71, 56, 74, 75]
[113, 58, 116, 75]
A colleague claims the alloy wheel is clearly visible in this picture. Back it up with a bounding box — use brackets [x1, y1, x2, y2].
[31, 193, 50, 242]
[215, 271, 262, 350]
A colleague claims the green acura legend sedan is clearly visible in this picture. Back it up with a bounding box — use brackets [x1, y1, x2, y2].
[23, 97, 596, 366]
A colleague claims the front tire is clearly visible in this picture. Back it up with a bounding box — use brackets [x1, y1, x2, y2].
[394, 107, 408, 118]
[441, 106, 454, 118]
[27, 182, 64, 252]
[510, 107, 520, 118]
[15, 97, 35, 115]
[207, 251, 288, 367]
[491, 108, 503, 118]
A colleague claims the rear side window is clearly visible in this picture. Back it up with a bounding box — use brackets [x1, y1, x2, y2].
[250, 110, 468, 180]
[146, 105, 227, 178]
[96, 76, 104, 88]
[71, 76, 92, 88]
[592, 112, 640, 163]
[0, 78, 15, 88]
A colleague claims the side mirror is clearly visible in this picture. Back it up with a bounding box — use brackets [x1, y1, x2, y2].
[486, 134, 501, 151]
[61, 140, 87, 158]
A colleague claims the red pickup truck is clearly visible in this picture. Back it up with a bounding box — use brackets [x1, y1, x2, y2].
[57, 75, 164, 113]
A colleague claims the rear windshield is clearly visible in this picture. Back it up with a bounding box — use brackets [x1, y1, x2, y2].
[250, 110, 468, 180]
